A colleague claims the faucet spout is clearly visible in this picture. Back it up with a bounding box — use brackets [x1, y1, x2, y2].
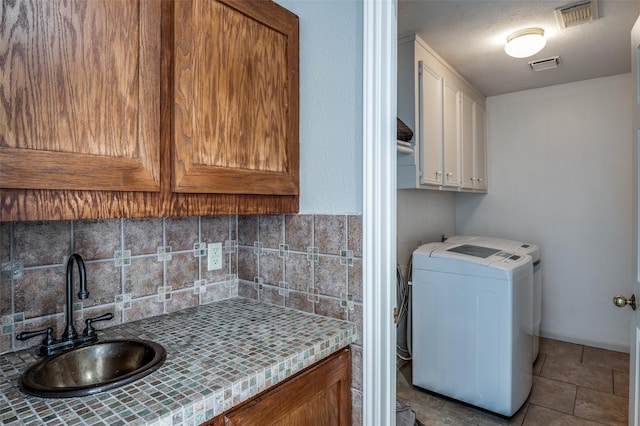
[19, 253, 110, 355]
[63, 254, 89, 341]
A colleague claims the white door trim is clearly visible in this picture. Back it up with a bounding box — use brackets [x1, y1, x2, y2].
[632, 15, 640, 426]
[362, 0, 397, 424]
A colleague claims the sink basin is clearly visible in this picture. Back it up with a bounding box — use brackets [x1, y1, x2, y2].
[20, 339, 166, 398]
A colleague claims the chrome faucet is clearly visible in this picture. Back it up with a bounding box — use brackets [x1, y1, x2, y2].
[62, 253, 89, 341]
[17, 253, 113, 356]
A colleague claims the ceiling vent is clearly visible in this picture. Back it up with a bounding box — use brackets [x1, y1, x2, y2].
[555, 0, 599, 28]
[528, 56, 560, 71]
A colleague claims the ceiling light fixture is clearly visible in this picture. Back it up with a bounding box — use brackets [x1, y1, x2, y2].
[504, 28, 546, 58]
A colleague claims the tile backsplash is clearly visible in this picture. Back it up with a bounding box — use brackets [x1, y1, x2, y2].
[237, 215, 362, 321]
[0, 213, 363, 421]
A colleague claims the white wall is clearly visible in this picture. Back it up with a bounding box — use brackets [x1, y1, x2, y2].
[274, 0, 363, 215]
[396, 190, 456, 270]
[396, 189, 456, 360]
[456, 73, 634, 351]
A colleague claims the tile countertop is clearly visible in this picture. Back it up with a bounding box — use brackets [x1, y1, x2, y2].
[0, 298, 358, 426]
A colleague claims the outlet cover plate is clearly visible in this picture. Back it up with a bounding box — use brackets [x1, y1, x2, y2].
[207, 242, 223, 271]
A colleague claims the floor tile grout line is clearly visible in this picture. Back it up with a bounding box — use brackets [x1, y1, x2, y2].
[534, 371, 578, 389]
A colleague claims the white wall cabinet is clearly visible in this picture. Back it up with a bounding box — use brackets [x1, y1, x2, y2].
[398, 34, 486, 193]
[460, 96, 487, 190]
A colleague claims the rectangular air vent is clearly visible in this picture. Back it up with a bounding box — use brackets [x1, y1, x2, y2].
[555, 0, 598, 29]
[528, 56, 560, 71]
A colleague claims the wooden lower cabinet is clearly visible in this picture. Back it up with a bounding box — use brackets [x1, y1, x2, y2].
[203, 347, 351, 426]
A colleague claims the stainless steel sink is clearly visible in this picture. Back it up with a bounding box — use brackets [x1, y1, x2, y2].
[20, 339, 166, 398]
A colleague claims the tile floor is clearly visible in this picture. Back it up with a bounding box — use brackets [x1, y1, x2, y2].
[397, 337, 630, 425]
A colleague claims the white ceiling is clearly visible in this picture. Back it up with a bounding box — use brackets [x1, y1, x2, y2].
[398, 0, 640, 96]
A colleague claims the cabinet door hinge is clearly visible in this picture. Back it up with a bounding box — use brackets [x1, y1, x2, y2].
[393, 307, 399, 324]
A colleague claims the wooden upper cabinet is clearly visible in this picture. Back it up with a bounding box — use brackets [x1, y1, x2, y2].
[0, 0, 299, 222]
[0, 0, 161, 193]
[172, 0, 299, 196]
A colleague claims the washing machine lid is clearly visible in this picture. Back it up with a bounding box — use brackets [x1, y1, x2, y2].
[446, 235, 541, 262]
[413, 242, 532, 278]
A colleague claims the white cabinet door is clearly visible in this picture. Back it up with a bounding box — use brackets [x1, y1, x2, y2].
[459, 95, 486, 191]
[459, 92, 475, 189]
[443, 80, 460, 188]
[418, 61, 444, 186]
[473, 103, 487, 191]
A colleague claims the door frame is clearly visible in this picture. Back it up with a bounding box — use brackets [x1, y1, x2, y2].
[362, 0, 397, 424]
[632, 14, 640, 426]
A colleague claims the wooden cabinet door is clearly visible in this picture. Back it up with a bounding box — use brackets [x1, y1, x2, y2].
[0, 0, 162, 221]
[205, 347, 351, 426]
[0, 0, 161, 193]
[172, 0, 299, 196]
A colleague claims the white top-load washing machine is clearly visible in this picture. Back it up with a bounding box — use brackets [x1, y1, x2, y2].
[412, 242, 533, 417]
[446, 235, 542, 361]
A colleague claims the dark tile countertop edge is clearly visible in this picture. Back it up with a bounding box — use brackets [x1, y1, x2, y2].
[0, 297, 358, 426]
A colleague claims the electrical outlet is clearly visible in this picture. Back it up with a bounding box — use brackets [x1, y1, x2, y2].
[207, 242, 223, 271]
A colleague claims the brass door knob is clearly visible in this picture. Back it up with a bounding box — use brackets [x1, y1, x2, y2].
[613, 294, 636, 310]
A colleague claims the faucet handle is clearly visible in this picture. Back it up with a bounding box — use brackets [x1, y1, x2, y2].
[17, 327, 55, 346]
[83, 313, 114, 337]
